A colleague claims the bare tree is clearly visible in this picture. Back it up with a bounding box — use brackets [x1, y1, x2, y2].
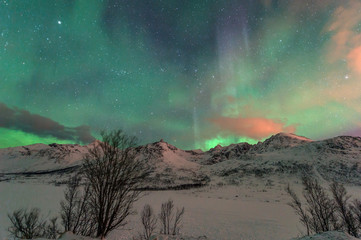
[159, 199, 185, 236]
[172, 207, 185, 235]
[59, 130, 149, 238]
[139, 204, 157, 240]
[8, 208, 46, 239]
[286, 177, 339, 235]
[302, 177, 338, 233]
[285, 184, 311, 236]
[44, 217, 61, 239]
[287, 177, 361, 237]
[351, 199, 361, 232]
[330, 182, 358, 237]
[159, 199, 173, 235]
[60, 176, 79, 232]
[60, 175, 97, 236]
[81, 130, 150, 238]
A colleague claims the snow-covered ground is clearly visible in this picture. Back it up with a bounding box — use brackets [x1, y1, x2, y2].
[291, 231, 358, 240]
[2, 177, 361, 240]
[0, 177, 307, 240]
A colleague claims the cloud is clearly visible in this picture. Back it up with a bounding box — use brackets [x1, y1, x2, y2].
[210, 115, 296, 140]
[319, 0, 361, 110]
[0, 102, 95, 143]
[348, 46, 361, 74]
[324, 0, 361, 72]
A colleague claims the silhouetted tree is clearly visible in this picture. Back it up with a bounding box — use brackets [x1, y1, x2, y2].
[8, 208, 62, 239]
[8, 208, 46, 239]
[44, 217, 61, 239]
[80, 130, 149, 238]
[60, 175, 96, 236]
[302, 177, 338, 233]
[286, 184, 311, 235]
[286, 177, 339, 235]
[351, 199, 361, 234]
[139, 204, 157, 240]
[159, 199, 185, 235]
[330, 181, 358, 237]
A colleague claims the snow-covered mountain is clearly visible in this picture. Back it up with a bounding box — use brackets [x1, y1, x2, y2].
[205, 133, 361, 185]
[1, 133, 361, 186]
[0, 143, 89, 173]
[130, 139, 207, 189]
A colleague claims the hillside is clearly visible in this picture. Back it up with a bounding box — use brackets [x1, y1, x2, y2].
[1, 133, 361, 186]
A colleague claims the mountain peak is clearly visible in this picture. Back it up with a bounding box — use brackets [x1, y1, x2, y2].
[149, 139, 178, 151]
[271, 132, 312, 142]
[253, 132, 312, 153]
[88, 139, 102, 147]
[209, 144, 223, 151]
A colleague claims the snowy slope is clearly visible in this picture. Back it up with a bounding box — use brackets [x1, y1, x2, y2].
[0, 139, 207, 188]
[291, 231, 358, 240]
[0, 143, 88, 173]
[203, 133, 361, 185]
[1, 133, 361, 186]
[132, 139, 200, 170]
[131, 140, 207, 189]
[251, 132, 312, 153]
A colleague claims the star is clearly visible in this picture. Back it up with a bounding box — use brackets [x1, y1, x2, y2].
[1, 1, 360, 151]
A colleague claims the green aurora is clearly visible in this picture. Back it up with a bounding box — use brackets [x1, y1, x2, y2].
[1, 0, 361, 150]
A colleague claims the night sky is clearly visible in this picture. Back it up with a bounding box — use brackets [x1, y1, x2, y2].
[1, 0, 361, 150]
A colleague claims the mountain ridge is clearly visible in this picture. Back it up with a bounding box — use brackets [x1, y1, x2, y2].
[1, 133, 361, 187]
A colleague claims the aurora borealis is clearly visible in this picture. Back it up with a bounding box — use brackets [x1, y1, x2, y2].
[1, 0, 361, 150]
